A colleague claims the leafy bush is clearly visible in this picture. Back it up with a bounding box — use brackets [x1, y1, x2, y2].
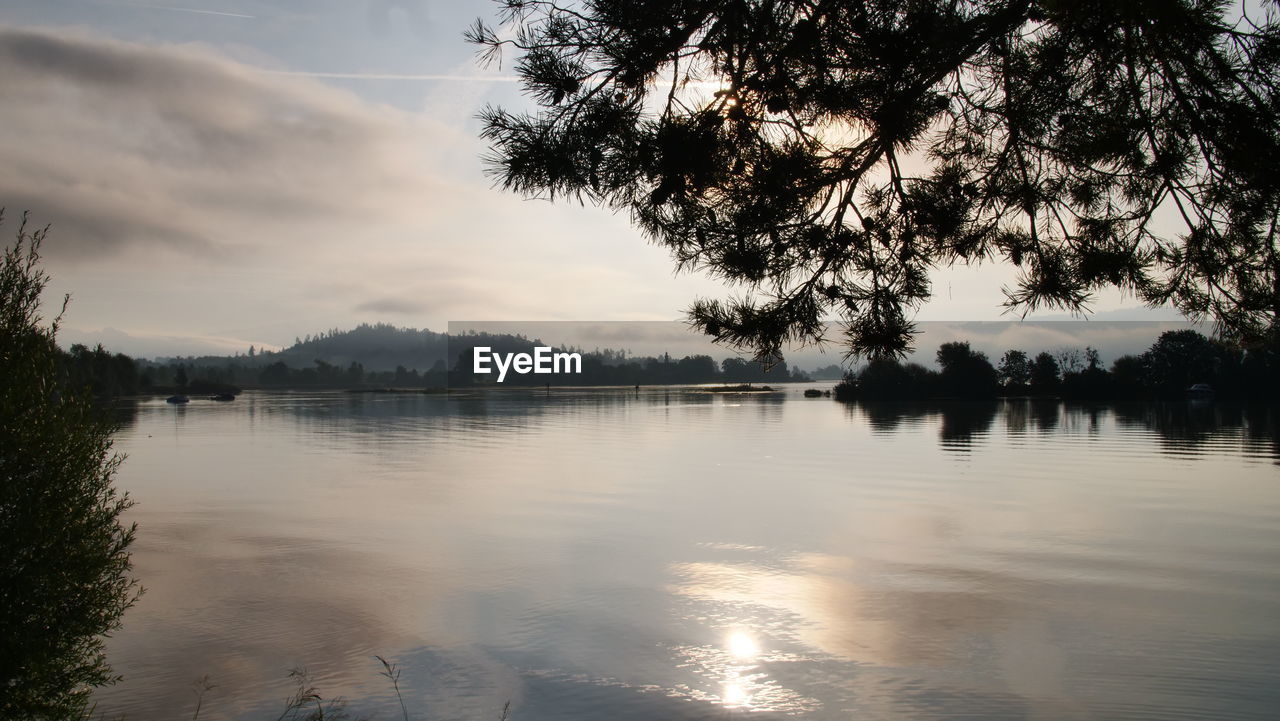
[0, 212, 139, 719]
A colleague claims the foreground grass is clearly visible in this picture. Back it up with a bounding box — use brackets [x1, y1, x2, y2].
[181, 658, 509, 721]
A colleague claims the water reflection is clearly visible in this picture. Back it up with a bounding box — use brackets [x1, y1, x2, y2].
[850, 401, 1000, 450]
[119, 390, 1280, 460]
[1115, 402, 1280, 461]
[92, 390, 1280, 721]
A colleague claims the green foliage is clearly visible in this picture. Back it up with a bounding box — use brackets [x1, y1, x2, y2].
[473, 0, 1280, 359]
[65, 344, 139, 397]
[0, 212, 139, 720]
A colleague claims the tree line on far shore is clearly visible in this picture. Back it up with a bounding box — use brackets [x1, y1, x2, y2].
[835, 330, 1280, 401]
[57, 331, 815, 395]
[54, 326, 1280, 401]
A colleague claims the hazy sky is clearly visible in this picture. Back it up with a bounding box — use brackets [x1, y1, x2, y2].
[1, 1, 1184, 358]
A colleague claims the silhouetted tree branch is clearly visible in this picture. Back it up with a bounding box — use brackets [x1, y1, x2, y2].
[471, 0, 1280, 359]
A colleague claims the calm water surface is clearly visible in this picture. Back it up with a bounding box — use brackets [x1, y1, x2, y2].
[94, 388, 1280, 720]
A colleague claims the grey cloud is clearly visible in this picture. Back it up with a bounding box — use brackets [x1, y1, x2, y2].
[58, 325, 271, 358]
[354, 297, 429, 315]
[0, 25, 450, 259]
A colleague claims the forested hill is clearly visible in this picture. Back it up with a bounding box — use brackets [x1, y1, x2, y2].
[162, 323, 449, 372]
[140, 323, 810, 390]
[269, 324, 448, 372]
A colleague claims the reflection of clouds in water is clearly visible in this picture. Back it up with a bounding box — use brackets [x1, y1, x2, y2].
[664, 537, 1067, 717]
[520, 663, 818, 717]
[95, 520, 436, 721]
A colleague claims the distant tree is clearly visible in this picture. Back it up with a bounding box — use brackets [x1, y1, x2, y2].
[174, 364, 188, 390]
[1062, 345, 1110, 399]
[0, 213, 139, 719]
[472, 0, 1280, 359]
[676, 354, 719, 382]
[259, 361, 291, 386]
[809, 363, 846, 380]
[63, 344, 139, 397]
[1053, 348, 1084, 376]
[1110, 354, 1147, 398]
[248, 345, 255, 358]
[935, 341, 998, 398]
[1142, 329, 1222, 395]
[346, 361, 364, 386]
[997, 349, 1031, 392]
[1028, 351, 1060, 395]
[720, 356, 749, 380]
[840, 358, 934, 400]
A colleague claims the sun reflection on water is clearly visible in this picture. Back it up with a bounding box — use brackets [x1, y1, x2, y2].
[727, 630, 759, 661]
[721, 678, 750, 707]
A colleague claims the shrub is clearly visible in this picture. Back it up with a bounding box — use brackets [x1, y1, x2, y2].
[0, 212, 140, 719]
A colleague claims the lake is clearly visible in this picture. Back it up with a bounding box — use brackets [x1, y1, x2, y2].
[93, 387, 1280, 721]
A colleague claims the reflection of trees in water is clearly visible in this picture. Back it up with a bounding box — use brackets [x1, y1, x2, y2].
[1031, 401, 1060, 433]
[1061, 403, 1105, 436]
[937, 402, 998, 450]
[111, 398, 140, 429]
[1004, 400, 1030, 434]
[853, 401, 933, 433]
[1114, 402, 1280, 461]
[177, 388, 788, 441]
[148, 391, 1280, 462]
[853, 402, 998, 450]
[1005, 400, 1107, 436]
[850, 399, 1278, 459]
[1242, 406, 1280, 459]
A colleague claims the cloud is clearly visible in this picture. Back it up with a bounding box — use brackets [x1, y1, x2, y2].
[354, 297, 429, 315]
[0, 25, 455, 259]
[264, 70, 518, 82]
[58, 325, 272, 357]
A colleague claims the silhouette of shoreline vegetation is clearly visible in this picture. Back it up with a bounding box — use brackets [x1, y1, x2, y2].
[834, 331, 1280, 402]
[56, 322, 1280, 402]
[67, 324, 815, 394]
[1, 212, 139, 719]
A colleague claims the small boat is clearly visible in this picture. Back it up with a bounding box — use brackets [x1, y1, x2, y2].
[1186, 383, 1215, 399]
[803, 388, 824, 397]
[208, 393, 236, 401]
[166, 394, 189, 404]
[704, 384, 775, 393]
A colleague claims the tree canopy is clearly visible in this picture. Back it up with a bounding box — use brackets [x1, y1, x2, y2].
[471, 0, 1280, 359]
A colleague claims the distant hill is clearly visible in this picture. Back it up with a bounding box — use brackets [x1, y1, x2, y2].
[158, 323, 449, 372]
[143, 322, 809, 389]
[270, 323, 449, 372]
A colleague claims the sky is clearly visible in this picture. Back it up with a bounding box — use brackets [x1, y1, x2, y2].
[0, 0, 1187, 359]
